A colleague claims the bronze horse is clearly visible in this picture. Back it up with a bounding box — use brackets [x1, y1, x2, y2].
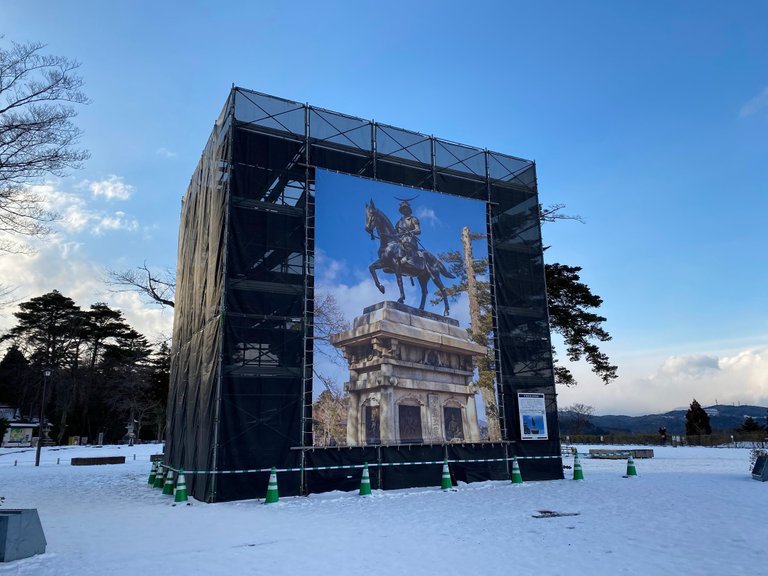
[364, 200, 455, 315]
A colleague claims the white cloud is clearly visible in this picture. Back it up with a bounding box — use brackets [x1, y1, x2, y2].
[416, 206, 442, 228]
[108, 290, 174, 341]
[314, 248, 347, 285]
[717, 348, 768, 402]
[657, 354, 719, 379]
[92, 211, 139, 235]
[156, 147, 178, 159]
[88, 175, 134, 201]
[0, 236, 173, 341]
[740, 87, 768, 118]
[317, 278, 393, 323]
[32, 183, 140, 236]
[0, 179, 155, 339]
[557, 345, 768, 415]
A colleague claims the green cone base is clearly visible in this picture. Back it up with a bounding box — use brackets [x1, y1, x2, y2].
[162, 472, 175, 495]
[359, 464, 372, 496]
[264, 467, 279, 504]
[573, 454, 584, 480]
[174, 471, 189, 504]
[153, 467, 165, 489]
[440, 460, 453, 491]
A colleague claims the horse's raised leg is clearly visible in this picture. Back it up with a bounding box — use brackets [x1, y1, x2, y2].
[369, 262, 386, 294]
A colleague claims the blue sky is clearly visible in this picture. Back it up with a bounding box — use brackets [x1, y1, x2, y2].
[2, 1, 766, 414]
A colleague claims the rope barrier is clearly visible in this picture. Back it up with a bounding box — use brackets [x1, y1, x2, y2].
[160, 454, 565, 475]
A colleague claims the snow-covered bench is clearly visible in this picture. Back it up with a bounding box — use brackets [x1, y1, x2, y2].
[70, 456, 125, 466]
[589, 449, 654, 459]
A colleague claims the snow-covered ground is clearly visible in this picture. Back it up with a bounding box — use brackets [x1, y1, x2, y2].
[0, 444, 764, 575]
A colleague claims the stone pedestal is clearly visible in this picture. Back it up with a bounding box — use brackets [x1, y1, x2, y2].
[330, 301, 485, 445]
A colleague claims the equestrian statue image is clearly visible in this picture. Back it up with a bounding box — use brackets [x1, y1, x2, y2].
[364, 197, 455, 315]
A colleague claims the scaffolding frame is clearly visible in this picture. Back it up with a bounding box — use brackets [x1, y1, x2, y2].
[167, 87, 562, 502]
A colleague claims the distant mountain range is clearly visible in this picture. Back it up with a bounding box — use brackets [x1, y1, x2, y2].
[560, 404, 768, 435]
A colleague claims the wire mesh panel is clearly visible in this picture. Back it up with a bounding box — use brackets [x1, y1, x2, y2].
[435, 139, 486, 177]
[376, 123, 432, 165]
[487, 151, 535, 189]
[234, 90, 305, 138]
[309, 108, 372, 152]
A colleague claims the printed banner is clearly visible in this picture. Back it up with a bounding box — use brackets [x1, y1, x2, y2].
[518, 393, 548, 440]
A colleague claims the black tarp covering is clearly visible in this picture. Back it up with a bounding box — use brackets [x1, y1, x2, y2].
[166, 87, 563, 502]
[447, 443, 509, 483]
[304, 443, 512, 494]
[489, 171, 563, 481]
[380, 445, 446, 490]
[305, 446, 381, 493]
[165, 96, 231, 502]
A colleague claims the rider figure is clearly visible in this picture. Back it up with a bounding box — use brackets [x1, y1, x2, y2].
[395, 199, 422, 268]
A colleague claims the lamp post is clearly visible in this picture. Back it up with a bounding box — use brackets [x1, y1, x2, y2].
[34, 368, 52, 467]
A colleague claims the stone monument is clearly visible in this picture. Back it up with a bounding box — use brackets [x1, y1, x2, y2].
[330, 301, 485, 445]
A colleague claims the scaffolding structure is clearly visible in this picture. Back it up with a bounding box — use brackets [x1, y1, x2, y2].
[166, 87, 562, 502]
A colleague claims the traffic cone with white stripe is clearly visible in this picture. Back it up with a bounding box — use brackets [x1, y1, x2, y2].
[359, 463, 372, 496]
[153, 464, 165, 488]
[148, 461, 157, 485]
[173, 469, 190, 505]
[573, 452, 584, 480]
[510, 457, 523, 484]
[264, 467, 279, 504]
[162, 468, 175, 495]
[440, 458, 453, 491]
[626, 455, 638, 477]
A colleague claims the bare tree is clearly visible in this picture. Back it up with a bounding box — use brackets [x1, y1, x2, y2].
[0, 284, 17, 309]
[0, 38, 89, 253]
[539, 203, 584, 225]
[312, 290, 350, 365]
[312, 371, 348, 446]
[561, 403, 595, 435]
[104, 264, 176, 308]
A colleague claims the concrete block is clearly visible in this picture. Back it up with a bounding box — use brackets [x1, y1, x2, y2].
[0, 509, 47, 562]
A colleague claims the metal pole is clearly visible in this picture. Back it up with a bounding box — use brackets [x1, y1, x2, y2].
[35, 369, 51, 467]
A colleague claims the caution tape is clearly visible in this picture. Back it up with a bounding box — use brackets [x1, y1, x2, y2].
[158, 454, 565, 475]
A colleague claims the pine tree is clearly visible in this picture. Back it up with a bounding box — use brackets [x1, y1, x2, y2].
[432, 254, 617, 388]
[0, 345, 31, 413]
[685, 399, 712, 435]
[146, 342, 170, 441]
[0, 417, 9, 443]
[738, 416, 763, 433]
[1, 291, 159, 443]
[545, 264, 617, 386]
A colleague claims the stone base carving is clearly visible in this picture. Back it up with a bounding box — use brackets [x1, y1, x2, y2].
[330, 301, 485, 445]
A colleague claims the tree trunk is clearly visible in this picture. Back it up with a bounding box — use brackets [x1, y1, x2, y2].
[479, 385, 502, 442]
